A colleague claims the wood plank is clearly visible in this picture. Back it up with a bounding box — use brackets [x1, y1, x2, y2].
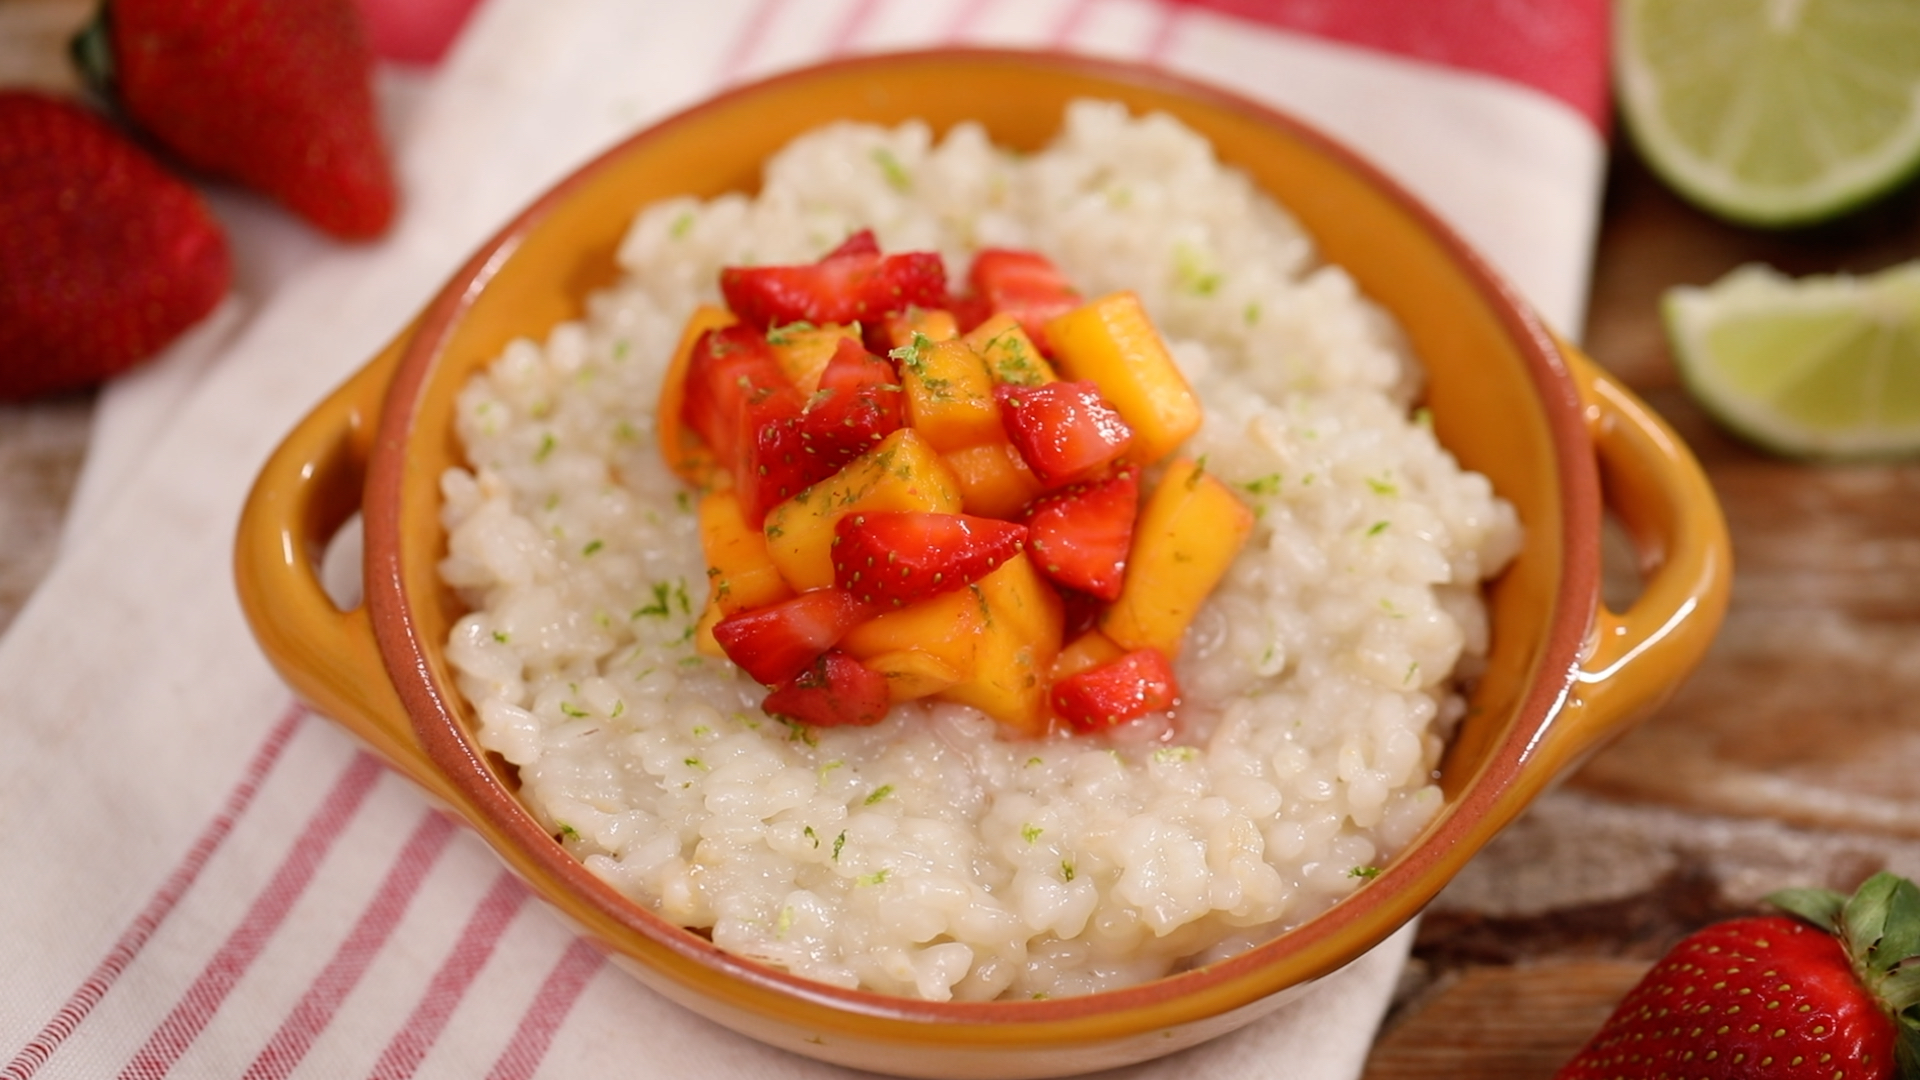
[1570, 146, 1920, 837]
[1362, 961, 1649, 1080]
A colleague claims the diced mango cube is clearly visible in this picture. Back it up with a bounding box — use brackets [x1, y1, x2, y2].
[761, 428, 963, 592]
[937, 554, 1063, 736]
[963, 313, 1057, 386]
[693, 490, 795, 656]
[840, 587, 983, 678]
[1101, 458, 1253, 656]
[942, 439, 1045, 519]
[768, 322, 861, 395]
[655, 304, 738, 486]
[882, 307, 959, 349]
[1051, 629, 1126, 680]
[862, 651, 964, 703]
[896, 335, 1003, 452]
[1045, 292, 1201, 466]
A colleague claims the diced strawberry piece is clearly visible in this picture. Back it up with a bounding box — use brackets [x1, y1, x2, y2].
[1021, 466, 1139, 600]
[801, 395, 898, 477]
[1056, 587, 1109, 641]
[947, 293, 993, 334]
[820, 229, 880, 260]
[831, 511, 1027, 609]
[967, 249, 1080, 351]
[680, 324, 794, 466]
[1050, 647, 1180, 732]
[712, 588, 871, 686]
[720, 250, 948, 331]
[736, 392, 817, 525]
[801, 337, 905, 475]
[815, 335, 898, 396]
[761, 649, 891, 728]
[995, 380, 1134, 487]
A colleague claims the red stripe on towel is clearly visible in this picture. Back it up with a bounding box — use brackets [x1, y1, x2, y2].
[1162, 0, 1610, 129]
[1143, 1, 1183, 63]
[1049, 0, 1099, 46]
[118, 751, 386, 1080]
[2, 704, 308, 1080]
[364, 871, 530, 1080]
[828, 0, 885, 54]
[715, 0, 788, 85]
[241, 811, 458, 1080]
[482, 939, 606, 1080]
[942, 0, 998, 40]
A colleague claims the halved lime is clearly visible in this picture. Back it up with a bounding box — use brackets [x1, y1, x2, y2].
[1615, 0, 1920, 227]
[1665, 260, 1920, 457]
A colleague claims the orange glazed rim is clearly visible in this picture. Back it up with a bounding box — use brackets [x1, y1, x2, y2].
[353, 47, 1618, 1043]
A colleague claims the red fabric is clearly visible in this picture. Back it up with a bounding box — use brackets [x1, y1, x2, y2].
[353, 0, 486, 64]
[349, 0, 1611, 128]
[1166, 0, 1611, 129]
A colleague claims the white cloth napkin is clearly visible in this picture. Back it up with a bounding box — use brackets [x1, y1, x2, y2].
[0, 1, 1608, 1077]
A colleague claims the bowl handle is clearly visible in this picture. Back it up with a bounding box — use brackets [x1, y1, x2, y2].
[1544, 340, 1732, 770]
[234, 326, 465, 807]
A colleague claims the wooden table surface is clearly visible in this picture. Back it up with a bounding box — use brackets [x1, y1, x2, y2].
[2, 107, 1919, 1076]
[1360, 142, 1920, 1076]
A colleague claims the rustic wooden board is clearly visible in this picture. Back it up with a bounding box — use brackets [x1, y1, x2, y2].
[1571, 150, 1920, 838]
[1362, 961, 1651, 1080]
[1363, 143, 1920, 1076]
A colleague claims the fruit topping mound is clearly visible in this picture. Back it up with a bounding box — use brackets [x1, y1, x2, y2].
[661, 231, 1253, 737]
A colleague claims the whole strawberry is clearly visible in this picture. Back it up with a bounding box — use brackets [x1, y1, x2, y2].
[0, 91, 231, 401]
[1556, 872, 1920, 1079]
[74, 0, 397, 239]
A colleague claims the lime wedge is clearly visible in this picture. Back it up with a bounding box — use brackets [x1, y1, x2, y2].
[1665, 260, 1920, 457]
[1615, 0, 1920, 226]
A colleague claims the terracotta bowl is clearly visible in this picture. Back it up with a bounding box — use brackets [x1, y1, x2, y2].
[235, 49, 1731, 1079]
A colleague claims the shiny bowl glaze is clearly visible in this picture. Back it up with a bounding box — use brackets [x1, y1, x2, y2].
[236, 49, 1731, 1079]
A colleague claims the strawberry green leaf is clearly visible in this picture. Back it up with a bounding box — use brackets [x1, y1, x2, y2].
[1767, 884, 1846, 930]
[1886, 965, 1920, 1013]
[1898, 1015, 1920, 1080]
[1873, 875, 1920, 969]
[69, 10, 117, 104]
[1844, 871, 1904, 956]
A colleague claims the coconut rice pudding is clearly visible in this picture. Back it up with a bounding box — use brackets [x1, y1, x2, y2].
[437, 101, 1521, 1002]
